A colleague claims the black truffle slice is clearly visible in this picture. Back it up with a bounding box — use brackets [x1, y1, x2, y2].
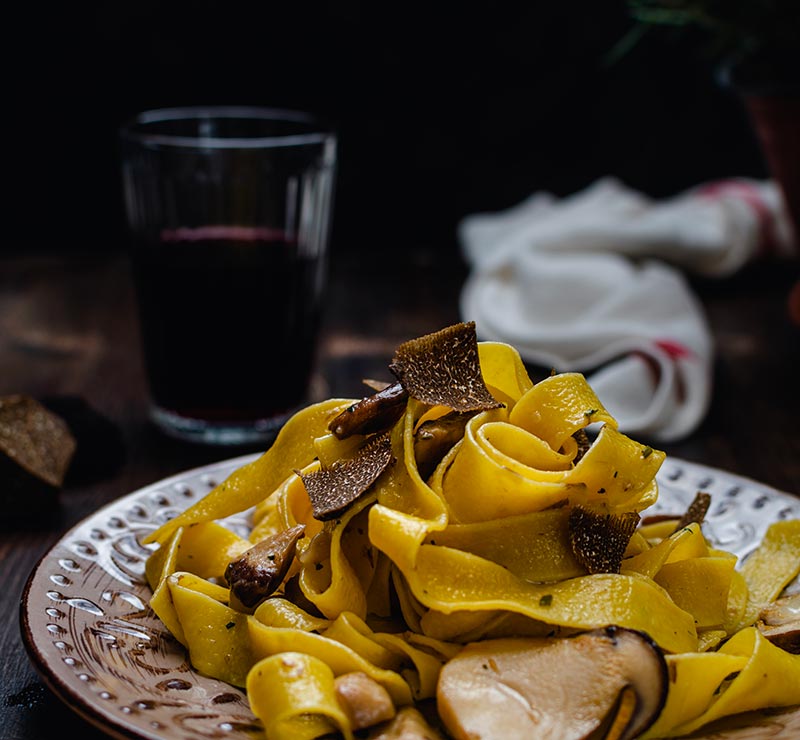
[225, 523, 305, 610]
[299, 432, 394, 521]
[672, 491, 712, 533]
[0, 394, 77, 517]
[569, 506, 641, 574]
[389, 322, 503, 413]
[572, 427, 592, 464]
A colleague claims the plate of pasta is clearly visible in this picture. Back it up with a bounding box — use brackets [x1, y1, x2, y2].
[21, 323, 800, 740]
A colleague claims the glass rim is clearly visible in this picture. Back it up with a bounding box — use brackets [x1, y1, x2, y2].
[119, 106, 335, 149]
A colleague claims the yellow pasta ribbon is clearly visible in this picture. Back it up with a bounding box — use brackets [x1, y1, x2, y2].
[165, 570, 417, 705]
[621, 523, 706, 580]
[653, 555, 736, 630]
[145, 523, 250, 645]
[247, 618, 414, 706]
[440, 377, 664, 522]
[642, 627, 800, 738]
[298, 495, 376, 620]
[739, 519, 800, 627]
[167, 572, 252, 686]
[508, 371, 616, 449]
[253, 598, 330, 633]
[423, 507, 585, 583]
[369, 504, 698, 654]
[143, 398, 354, 545]
[247, 652, 353, 740]
[476, 341, 534, 407]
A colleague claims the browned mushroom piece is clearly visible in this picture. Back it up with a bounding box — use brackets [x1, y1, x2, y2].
[298, 432, 394, 521]
[757, 591, 800, 653]
[225, 524, 305, 611]
[568, 506, 641, 574]
[413, 411, 474, 480]
[334, 671, 396, 731]
[389, 322, 503, 413]
[437, 626, 668, 740]
[672, 491, 712, 533]
[328, 381, 409, 440]
[367, 706, 445, 740]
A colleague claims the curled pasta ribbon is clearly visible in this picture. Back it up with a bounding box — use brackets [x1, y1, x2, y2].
[642, 627, 800, 738]
[297, 494, 376, 620]
[247, 652, 354, 740]
[164, 571, 418, 704]
[440, 372, 663, 523]
[622, 523, 738, 633]
[369, 504, 698, 654]
[476, 341, 534, 406]
[146, 522, 252, 647]
[423, 507, 584, 583]
[739, 519, 800, 628]
[143, 398, 355, 545]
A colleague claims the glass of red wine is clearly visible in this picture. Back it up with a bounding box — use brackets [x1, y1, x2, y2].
[119, 107, 337, 445]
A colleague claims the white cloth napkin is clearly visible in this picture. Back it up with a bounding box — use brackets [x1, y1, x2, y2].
[459, 177, 795, 442]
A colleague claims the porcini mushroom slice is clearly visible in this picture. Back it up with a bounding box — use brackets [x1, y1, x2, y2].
[367, 706, 445, 740]
[334, 671, 396, 730]
[299, 432, 394, 521]
[328, 381, 409, 440]
[437, 627, 668, 740]
[225, 524, 305, 610]
[414, 411, 474, 480]
[757, 591, 800, 653]
[568, 506, 640, 574]
[389, 322, 503, 413]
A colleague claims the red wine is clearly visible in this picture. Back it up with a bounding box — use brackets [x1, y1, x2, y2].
[131, 225, 324, 424]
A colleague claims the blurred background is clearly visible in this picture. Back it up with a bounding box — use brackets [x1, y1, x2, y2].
[5, 0, 768, 260]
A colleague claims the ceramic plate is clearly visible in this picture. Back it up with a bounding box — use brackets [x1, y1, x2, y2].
[20, 454, 800, 740]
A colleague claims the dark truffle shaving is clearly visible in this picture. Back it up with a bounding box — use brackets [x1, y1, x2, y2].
[672, 491, 712, 533]
[300, 432, 395, 521]
[0, 394, 76, 488]
[572, 428, 591, 465]
[569, 506, 641, 574]
[389, 322, 503, 413]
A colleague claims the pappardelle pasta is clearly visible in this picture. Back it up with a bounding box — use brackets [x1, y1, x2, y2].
[143, 323, 800, 740]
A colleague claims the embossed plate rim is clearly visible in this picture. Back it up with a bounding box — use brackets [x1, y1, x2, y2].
[20, 454, 800, 740]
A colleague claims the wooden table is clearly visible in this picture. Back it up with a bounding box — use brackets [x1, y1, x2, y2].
[1, 246, 798, 739]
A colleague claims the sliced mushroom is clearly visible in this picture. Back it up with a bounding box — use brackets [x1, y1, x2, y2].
[334, 671, 396, 731]
[414, 411, 473, 480]
[367, 706, 445, 739]
[437, 626, 667, 740]
[225, 524, 305, 611]
[329, 381, 409, 440]
[757, 591, 800, 653]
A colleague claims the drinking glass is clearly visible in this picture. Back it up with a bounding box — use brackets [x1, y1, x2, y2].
[119, 106, 337, 445]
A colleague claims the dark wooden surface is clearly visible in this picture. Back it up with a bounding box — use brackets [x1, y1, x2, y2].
[1, 247, 798, 739]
